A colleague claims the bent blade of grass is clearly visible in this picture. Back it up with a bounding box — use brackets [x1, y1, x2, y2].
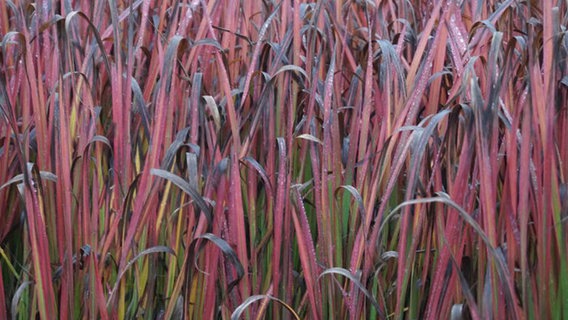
[151, 168, 213, 228]
[386, 193, 521, 318]
[231, 294, 301, 320]
[63, 10, 112, 79]
[106, 246, 175, 308]
[396, 110, 451, 314]
[113, 31, 189, 318]
[319, 267, 385, 319]
[334, 185, 365, 226]
[203, 95, 221, 132]
[296, 133, 323, 145]
[241, 156, 274, 197]
[362, 129, 413, 279]
[271, 64, 310, 84]
[11, 280, 33, 319]
[119, 35, 190, 272]
[473, 30, 505, 317]
[0, 171, 57, 190]
[188, 233, 245, 296]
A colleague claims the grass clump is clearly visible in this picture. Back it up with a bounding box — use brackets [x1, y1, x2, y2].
[0, 0, 567, 319]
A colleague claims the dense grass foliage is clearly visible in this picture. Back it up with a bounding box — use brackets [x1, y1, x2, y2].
[1, 0, 567, 319]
